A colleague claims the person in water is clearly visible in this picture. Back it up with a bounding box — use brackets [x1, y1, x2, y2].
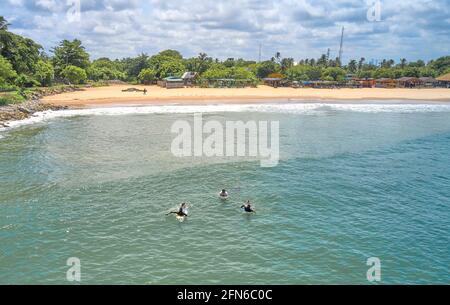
[219, 189, 229, 198]
[167, 203, 188, 217]
[143, 88, 148, 95]
[241, 201, 255, 213]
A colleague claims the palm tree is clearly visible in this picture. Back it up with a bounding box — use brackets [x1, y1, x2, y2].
[274, 52, 281, 64]
[317, 54, 328, 67]
[348, 59, 357, 73]
[0, 17, 11, 53]
[0, 16, 9, 31]
[281, 58, 294, 71]
[196, 52, 210, 73]
[358, 57, 366, 71]
[400, 58, 407, 69]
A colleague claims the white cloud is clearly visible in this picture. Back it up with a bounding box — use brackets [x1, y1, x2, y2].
[0, 0, 448, 62]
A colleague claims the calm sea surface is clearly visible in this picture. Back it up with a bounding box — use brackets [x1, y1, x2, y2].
[1, 102, 449, 284]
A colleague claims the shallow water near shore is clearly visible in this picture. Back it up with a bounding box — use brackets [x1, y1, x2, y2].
[1, 102, 449, 284]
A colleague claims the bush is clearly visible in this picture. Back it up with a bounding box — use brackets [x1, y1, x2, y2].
[159, 61, 185, 79]
[321, 67, 346, 81]
[201, 66, 229, 80]
[0, 92, 25, 106]
[285, 65, 322, 81]
[61, 65, 87, 84]
[0, 55, 18, 86]
[35, 60, 55, 86]
[256, 61, 280, 78]
[138, 68, 156, 84]
[14, 74, 40, 88]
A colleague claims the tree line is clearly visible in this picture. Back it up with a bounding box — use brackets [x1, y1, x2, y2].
[1, 16, 450, 92]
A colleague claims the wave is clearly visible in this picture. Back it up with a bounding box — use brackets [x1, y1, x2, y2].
[1, 102, 450, 132]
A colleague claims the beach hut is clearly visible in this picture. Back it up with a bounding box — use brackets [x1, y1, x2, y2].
[397, 77, 422, 88]
[182, 72, 198, 87]
[263, 73, 287, 88]
[262, 78, 283, 88]
[357, 78, 376, 88]
[345, 79, 362, 88]
[436, 73, 450, 88]
[159, 76, 185, 89]
[303, 80, 338, 89]
[376, 78, 397, 88]
[419, 77, 438, 88]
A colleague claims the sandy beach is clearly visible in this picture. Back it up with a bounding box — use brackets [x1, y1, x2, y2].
[41, 85, 450, 107]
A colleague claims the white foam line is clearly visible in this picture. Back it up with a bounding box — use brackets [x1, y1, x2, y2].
[1, 103, 450, 132]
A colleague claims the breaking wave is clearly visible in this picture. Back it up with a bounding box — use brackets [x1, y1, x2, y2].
[2, 101, 450, 132]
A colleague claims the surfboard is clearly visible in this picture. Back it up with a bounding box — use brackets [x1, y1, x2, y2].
[219, 193, 229, 200]
[176, 215, 186, 222]
[176, 208, 188, 222]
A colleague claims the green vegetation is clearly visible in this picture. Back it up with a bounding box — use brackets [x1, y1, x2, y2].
[61, 65, 87, 85]
[52, 39, 90, 76]
[138, 68, 156, 84]
[0, 55, 17, 88]
[0, 91, 25, 106]
[35, 60, 55, 86]
[87, 58, 126, 82]
[0, 15, 449, 105]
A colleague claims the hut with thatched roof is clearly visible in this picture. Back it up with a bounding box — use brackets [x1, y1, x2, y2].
[263, 73, 287, 88]
[397, 77, 422, 88]
[182, 72, 198, 87]
[376, 78, 397, 88]
[419, 77, 438, 88]
[436, 73, 450, 88]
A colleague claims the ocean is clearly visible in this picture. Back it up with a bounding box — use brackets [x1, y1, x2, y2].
[0, 102, 449, 284]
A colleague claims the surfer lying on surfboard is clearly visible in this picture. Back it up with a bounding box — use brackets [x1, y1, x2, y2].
[166, 203, 189, 217]
[241, 201, 255, 213]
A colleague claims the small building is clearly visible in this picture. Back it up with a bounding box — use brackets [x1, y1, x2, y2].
[158, 76, 185, 89]
[263, 78, 284, 88]
[182, 72, 198, 87]
[345, 79, 362, 88]
[376, 78, 397, 88]
[357, 78, 376, 88]
[436, 73, 450, 88]
[397, 77, 422, 88]
[419, 77, 438, 88]
[302, 80, 338, 89]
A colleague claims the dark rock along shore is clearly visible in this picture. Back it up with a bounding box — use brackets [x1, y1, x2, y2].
[0, 86, 81, 128]
[0, 101, 68, 128]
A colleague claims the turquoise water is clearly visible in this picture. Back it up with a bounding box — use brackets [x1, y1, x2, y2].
[0, 103, 449, 284]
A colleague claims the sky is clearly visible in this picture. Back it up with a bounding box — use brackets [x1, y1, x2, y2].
[1, 0, 449, 63]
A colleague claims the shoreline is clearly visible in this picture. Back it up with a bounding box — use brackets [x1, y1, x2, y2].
[1, 84, 450, 128]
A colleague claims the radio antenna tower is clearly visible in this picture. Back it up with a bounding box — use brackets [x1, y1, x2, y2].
[338, 27, 345, 63]
[258, 43, 262, 62]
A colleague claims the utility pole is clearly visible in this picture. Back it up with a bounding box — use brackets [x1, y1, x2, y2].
[338, 26, 345, 63]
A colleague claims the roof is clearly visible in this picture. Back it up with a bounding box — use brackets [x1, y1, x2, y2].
[436, 72, 450, 82]
[419, 77, 437, 82]
[182, 72, 198, 79]
[376, 78, 395, 82]
[263, 78, 283, 81]
[397, 77, 421, 82]
[164, 76, 183, 82]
